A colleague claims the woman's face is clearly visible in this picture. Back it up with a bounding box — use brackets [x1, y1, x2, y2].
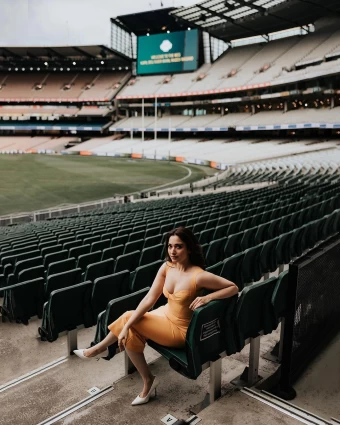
[168, 235, 190, 264]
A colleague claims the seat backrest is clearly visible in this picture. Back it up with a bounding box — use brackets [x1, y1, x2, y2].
[69, 244, 91, 259]
[102, 244, 124, 261]
[41, 281, 92, 342]
[111, 235, 129, 247]
[271, 270, 289, 324]
[129, 230, 145, 242]
[41, 245, 63, 258]
[145, 226, 160, 238]
[220, 253, 244, 290]
[143, 234, 162, 249]
[206, 261, 224, 276]
[45, 268, 83, 298]
[18, 265, 45, 283]
[102, 288, 149, 334]
[139, 244, 163, 267]
[168, 297, 237, 379]
[84, 258, 115, 283]
[130, 260, 163, 293]
[124, 239, 144, 255]
[114, 250, 140, 273]
[63, 240, 83, 251]
[233, 277, 278, 351]
[44, 250, 68, 268]
[92, 270, 130, 322]
[91, 239, 111, 253]
[47, 257, 77, 278]
[14, 256, 43, 278]
[83, 235, 101, 245]
[4, 277, 45, 324]
[77, 251, 102, 271]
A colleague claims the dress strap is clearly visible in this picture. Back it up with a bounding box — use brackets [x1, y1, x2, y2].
[190, 268, 204, 295]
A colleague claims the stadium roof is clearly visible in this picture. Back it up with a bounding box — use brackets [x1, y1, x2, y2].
[112, 7, 186, 35]
[0, 45, 131, 71]
[170, 0, 340, 42]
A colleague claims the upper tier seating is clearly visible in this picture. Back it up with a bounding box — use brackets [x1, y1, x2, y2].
[0, 72, 128, 101]
[118, 18, 340, 99]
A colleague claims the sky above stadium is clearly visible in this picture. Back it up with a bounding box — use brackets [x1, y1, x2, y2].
[0, 0, 198, 47]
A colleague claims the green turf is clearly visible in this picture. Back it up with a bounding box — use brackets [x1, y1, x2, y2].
[0, 155, 217, 216]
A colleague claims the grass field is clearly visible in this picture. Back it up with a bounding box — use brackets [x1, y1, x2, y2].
[0, 155, 217, 216]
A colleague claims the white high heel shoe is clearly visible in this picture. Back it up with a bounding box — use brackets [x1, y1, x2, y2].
[73, 348, 109, 360]
[131, 376, 159, 406]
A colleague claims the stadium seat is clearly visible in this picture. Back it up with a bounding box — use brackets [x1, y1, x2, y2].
[1, 278, 45, 324]
[44, 268, 82, 298]
[102, 245, 124, 261]
[130, 260, 163, 293]
[77, 251, 102, 271]
[124, 239, 144, 254]
[46, 258, 77, 279]
[149, 297, 237, 380]
[69, 244, 91, 259]
[114, 251, 140, 273]
[91, 271, 130, 323]
[83, 258, 115, 283]
[139, 244, 163, 266]
[39, 281, 93, 343]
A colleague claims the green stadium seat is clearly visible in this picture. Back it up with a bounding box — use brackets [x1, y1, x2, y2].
[83, 235, 101, 246]
[91, 239, 111, 253]
[44, 250, 68, 269]
[114, 250, 140, 273]
[101, 231, 117, 240]
[149, 297, 237, 380]
[83, 259, 115, 283]
[130, 260, 163, 293]
[1, 278, 45, 324]
[270, 271, 289, 330]
[205, 237, 227, 267]
[143, 234, 162, 249]
[46, 258, 77, 279]
[224, 232, 243, 257]
[101, 245, 124, 261]
[241, 244, 263, 285]
[240, 226, 257, 251]
[124, 239, 144, 255]
[199, 228, 214, 245]
[77, 251, 102, 271]
[69, 244, 91, 259]
[128, 230, 145, 242]
[91, 271, 131, 323]
[220, 253, 244, 290]
[111, 235, 129, 247]
[145, 227, 160, 238]
[63, 240, 83, 251]
[139, 244, 163, 266]
[18, 265, 45, 284]
[39, 281, 92, 343]
[45, 268, 82, 299]
[233, 277, 278, 352]
[206, 261, 224, 276]
[260, 238, 279, 278]
[6, 256, 44, 287]
[91, 288, 149, 358]
[41, 245, 62, 258]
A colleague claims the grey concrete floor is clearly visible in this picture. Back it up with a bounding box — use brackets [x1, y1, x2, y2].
[291, 331, 340, 421]
[0, 314, 282, 425]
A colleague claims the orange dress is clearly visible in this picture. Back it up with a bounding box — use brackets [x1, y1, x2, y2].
[108, 263, 204, 353]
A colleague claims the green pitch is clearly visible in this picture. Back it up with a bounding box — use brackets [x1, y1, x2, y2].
[0, 155, 217, 216]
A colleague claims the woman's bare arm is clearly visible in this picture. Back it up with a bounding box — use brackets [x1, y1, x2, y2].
[189, 271, 238, 310]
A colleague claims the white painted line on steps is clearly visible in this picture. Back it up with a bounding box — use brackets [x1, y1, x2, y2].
[37, 385, 113, 425]
[0, 356, 67, 393]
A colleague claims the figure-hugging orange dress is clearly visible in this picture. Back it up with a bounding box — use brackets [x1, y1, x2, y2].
[108, 263, 204, 353]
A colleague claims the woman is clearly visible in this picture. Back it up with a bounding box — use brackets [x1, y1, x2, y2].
[74, 227, 238, 405]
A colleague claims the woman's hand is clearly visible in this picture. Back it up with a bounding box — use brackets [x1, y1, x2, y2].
[189, 295, 211, 311]
[118, 327, 129, 352]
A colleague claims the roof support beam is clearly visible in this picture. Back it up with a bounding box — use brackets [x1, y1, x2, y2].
[72, 46, 96, 59]
[233, 0, 305, 29]
[196, 4, 269, 41]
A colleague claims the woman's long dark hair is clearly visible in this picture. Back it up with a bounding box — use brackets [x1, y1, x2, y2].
[165, 227, 205, 269]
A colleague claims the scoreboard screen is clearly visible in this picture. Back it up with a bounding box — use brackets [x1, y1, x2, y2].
[137, 29, 199, 75]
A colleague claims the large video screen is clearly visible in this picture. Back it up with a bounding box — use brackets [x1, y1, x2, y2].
[137, 29, 199, 75]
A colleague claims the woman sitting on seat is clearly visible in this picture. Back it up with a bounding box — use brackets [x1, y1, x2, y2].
[74, 227, 238, 405]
